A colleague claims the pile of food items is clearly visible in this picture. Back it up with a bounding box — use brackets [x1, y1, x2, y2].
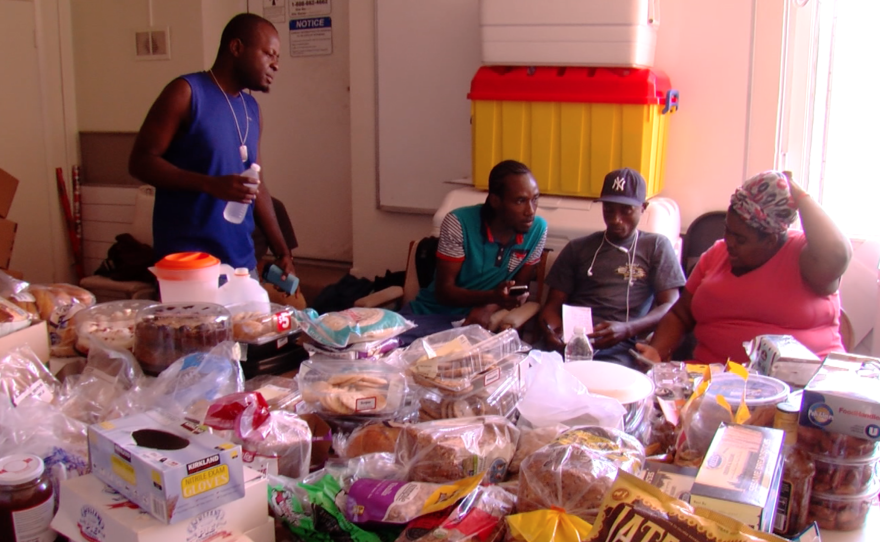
[0, 274, 877, 542]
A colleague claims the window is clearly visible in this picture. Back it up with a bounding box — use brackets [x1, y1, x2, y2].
[784, 0, 880, 239]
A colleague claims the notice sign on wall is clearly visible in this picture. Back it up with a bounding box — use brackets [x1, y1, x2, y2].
[289, 17, 332, 57]
[289, 0, 331, 18]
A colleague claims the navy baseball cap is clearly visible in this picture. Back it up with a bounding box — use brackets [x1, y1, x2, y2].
[597, 168, 647, 207]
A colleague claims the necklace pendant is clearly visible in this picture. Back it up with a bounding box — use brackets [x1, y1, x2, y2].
[239, 145, 248, 162]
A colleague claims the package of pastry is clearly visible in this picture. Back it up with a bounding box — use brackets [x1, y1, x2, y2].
[295, 307, 414, 348]
[397, 415, 520, 483]
[418, 362, 522, 422]
[401, 326, 527, 394]
[517, 426, 645, 522]
[337, 421, 407, 459]
[227, 301, 298, 344]
[298, 357, 409, 417]
[11, 283, 96, 357]
[73, 299, 156, 355]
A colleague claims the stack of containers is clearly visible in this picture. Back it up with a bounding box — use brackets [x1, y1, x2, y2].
[797, 358, 880, 531]
[471, 0, 678, 198]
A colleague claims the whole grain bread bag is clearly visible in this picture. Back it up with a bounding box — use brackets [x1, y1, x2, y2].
[517, 426, 644, 522]
[397, 415, 519, 483]
[585, 471, 788, 542]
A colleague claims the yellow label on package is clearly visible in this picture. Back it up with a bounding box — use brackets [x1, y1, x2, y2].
[87, 410, 245, 525]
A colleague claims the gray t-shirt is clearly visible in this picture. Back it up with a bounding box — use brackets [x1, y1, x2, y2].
[545, 231, 686, 325]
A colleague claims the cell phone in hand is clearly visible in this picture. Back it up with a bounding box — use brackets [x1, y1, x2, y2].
[508, 285, 529, 296]
[262, 264, 299, 294]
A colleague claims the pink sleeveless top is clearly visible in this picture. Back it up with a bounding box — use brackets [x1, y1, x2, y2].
[687, 231, 843, 364]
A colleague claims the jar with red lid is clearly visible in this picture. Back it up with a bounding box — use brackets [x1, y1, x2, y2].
[0, 454, 55, 542]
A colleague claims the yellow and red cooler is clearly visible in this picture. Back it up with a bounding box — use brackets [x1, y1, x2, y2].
[469, 66, 678, 199]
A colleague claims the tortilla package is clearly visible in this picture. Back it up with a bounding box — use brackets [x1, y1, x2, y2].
[584, 471, 788, 542]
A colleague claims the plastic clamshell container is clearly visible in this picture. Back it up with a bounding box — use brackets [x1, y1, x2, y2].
[810, 451, 880, 496]
[73, 299, 157, 355]
[705, 373, 789, 427]
[797, 424, 880, 460]
[228, 302, 298, 345]
[298, 357, 408, 417]
[132, 302, 232, 376]
[469, 66, 677, 199]
[419, 359, 523, 421]
[808, 483, 880, 531]
[401, 326, 526, 393]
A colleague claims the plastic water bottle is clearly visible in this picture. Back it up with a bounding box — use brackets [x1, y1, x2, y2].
[223, 163, 260, 224]
[218, 267, 270, 310]
[564, 326, 594, 362]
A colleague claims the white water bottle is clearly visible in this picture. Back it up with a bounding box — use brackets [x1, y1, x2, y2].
[564, 326, 594, 363]
[223, 163, 260, 224]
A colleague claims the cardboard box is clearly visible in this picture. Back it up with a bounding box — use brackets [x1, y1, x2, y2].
[690, 423, 785, 532]
[51, 467, 268, 542]
[88, 410, 245, 524]
[0, 217, 17, 269]
[0, 320, 50, 362]
[799, 353, 880, 441]
[746, 334, 821, 388]
[640, 461, 698, 502]
[0, 167, 20, 218]
[242, 517, 275, 542]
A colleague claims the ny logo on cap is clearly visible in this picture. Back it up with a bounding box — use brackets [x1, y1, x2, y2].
[612, 176, 626, 191]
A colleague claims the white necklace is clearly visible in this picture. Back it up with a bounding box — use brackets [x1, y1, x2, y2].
[208, 70, 249, 162]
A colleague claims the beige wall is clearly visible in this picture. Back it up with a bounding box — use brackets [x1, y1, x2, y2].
[349, 0, 787, 277]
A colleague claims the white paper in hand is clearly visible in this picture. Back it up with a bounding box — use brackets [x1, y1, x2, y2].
[562, 304, 593, 343]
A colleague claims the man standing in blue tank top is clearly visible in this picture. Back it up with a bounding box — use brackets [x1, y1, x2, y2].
[129, 13, 295, 279]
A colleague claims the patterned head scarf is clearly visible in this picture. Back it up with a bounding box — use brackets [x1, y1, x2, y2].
[730, 170, 798, 234]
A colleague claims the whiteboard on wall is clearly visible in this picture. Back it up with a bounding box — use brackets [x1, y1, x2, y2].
[375, 0, 482, 213]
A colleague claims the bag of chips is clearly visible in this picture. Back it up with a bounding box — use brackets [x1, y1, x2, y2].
[584, 471, 789, 542]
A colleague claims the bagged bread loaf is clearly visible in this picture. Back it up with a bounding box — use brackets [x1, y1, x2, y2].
[341, 421, 405, 459]
[12, 283, 96, 357]
[517, 426, 645, 522]
[397, 415, 519, 483]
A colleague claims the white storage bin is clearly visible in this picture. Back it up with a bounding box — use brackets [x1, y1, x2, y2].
[480, 0, 659, 68]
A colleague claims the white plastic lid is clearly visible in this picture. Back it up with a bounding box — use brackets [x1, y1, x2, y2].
[249, 164, 261, 172]
[0, 454, 44, 485]
[707, 373, 790, 407]
[234, 267, 250, 277]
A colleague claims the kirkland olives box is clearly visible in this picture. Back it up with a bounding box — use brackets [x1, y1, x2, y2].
[799, 353, 880, 442]
[88, 410, 245, 524]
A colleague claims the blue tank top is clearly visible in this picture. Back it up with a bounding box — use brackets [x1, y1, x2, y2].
[153, 71, 261, 269]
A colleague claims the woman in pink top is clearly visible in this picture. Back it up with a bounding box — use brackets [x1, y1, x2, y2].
[636, 171, 851, 364]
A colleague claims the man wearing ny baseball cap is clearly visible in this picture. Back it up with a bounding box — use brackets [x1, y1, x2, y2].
[539, 168, 685, 369]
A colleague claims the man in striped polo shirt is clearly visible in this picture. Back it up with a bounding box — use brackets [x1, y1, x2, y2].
[402, 160, 547, 339]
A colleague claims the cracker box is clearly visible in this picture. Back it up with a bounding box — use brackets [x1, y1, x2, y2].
[799, 353, 880, 442]
[746, 334, 821, 388]
[640, 461, 698, 502]
[689, 423, 785, 532]
[88, 410, 245, 524]
[50, 467, 267, 542]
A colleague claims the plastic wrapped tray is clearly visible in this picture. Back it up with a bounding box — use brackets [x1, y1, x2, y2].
[228, 302, 297, 345]
[73, 300, 156, 355]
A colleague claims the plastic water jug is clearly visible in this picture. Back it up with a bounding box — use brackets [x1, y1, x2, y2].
[218, 267, 270, 310]
[223, 163, 260, 224]
[149, 252, 234, 303]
